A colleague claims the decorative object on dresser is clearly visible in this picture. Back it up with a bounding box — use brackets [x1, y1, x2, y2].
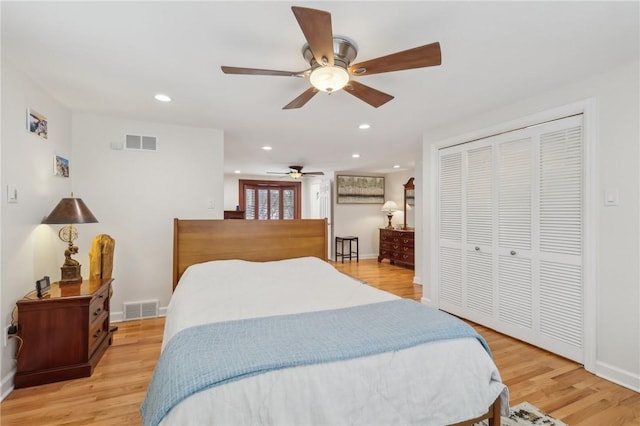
[89, 234, 117, 332]
[378, 228, 415, 267]
[380, 200, 399, 229]
[41, 193, 98, 284]
[14, 278, 113, 388]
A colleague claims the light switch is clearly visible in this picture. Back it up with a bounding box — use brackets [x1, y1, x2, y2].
[7, 185, 18, 204]
[604, 189, 619, 206]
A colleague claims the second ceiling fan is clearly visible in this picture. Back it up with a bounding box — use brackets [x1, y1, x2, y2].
[267, 166, 324, 179]
[221, 6, 442, 109]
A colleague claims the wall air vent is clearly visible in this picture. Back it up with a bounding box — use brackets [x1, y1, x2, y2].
[123, 300, 159, 320]
[124, 134, 158, 151]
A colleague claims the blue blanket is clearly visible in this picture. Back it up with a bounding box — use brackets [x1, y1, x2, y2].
[140, 299, 491, 426]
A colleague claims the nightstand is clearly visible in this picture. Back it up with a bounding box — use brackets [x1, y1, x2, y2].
[14, 278, 113, 388]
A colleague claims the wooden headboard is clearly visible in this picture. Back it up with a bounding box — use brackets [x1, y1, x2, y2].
[172, 218, 328, 290]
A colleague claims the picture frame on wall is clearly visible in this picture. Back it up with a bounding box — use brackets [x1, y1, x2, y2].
[54, 155, 69, 177]
[26, 108, 48, 139]
[336, 175, 385, 204]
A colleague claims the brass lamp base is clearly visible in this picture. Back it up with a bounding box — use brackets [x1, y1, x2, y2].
[60, 264, 82, 284]
[386, 213, 394, 229]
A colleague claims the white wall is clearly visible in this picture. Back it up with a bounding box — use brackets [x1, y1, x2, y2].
[1, 60, 73, 397]
[421, 60, 640, 391]
[71, 114, 224, 320]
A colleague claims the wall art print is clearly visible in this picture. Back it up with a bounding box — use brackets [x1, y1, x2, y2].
[336, 175, 385, 204]
[27, 108, 48, 139]
[54, 155, 69, 177]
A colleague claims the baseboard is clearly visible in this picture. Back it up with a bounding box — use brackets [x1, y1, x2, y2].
[110, 311, 123, 323]
[595, 360, 640, 392]
[1, 368, 16, 402]
[420, 296, 436, 308]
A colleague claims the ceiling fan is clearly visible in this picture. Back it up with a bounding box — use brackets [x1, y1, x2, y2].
[221, 6, 441, 109]
[267, 165, 324, 179]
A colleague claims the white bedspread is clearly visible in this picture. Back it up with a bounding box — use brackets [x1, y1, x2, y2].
[159, 256, 508, 425]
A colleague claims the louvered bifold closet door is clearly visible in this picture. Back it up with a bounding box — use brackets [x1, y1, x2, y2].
[437, 114, 584, 364]
[465, 144, 495, 319]
[537, 115, 584, 361]
[496, 136, 534, 334]
[439, 149, 464, 308]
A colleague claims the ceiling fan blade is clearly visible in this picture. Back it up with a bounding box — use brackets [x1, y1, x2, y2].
[283, 87, 319, 110]
[221, 66, 305, 77]
[291, 6, 334, 66]
[348, 42, 441, 76]
[344, 81, 394, 108]
[267, 172, 289, 175]
[302, 172, 325, 176]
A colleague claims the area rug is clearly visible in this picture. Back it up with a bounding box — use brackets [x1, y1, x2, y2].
[476, 402, 568, 426]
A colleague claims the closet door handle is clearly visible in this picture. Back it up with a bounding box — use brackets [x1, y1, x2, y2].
[475, 246, 480, 251]
[510, 250, 517, 256]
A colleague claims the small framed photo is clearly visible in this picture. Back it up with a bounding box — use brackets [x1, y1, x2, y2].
[54, 155, 69, 177]
[27, 108, 48, 139]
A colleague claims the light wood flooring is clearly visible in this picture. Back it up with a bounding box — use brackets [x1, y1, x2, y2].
[1, 259, 639, 425]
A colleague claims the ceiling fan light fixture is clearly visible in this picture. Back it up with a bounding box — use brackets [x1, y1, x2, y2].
[289, 171, 303, 179]
[309, 65, 349, 93]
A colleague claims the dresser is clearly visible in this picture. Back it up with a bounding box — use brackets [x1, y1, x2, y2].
[14, 278, 113, 388]
[378, 228, 415, 267]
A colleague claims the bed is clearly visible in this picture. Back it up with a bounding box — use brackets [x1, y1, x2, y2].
[142, 218, 508, 426]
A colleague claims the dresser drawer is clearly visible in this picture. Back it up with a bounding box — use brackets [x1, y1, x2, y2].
[89, 288, 108, 326]
[88, 310, 109, 356]
[392, 251, 414, 264]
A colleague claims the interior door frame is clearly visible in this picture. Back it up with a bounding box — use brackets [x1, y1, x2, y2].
[428, 98, 597, 373]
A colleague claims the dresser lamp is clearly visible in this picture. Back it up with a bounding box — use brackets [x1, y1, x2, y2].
[42, 193, 98, 284]
[381, 200, 399, 229]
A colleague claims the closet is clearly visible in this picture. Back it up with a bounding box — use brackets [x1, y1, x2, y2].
[438, 114, 584, 362]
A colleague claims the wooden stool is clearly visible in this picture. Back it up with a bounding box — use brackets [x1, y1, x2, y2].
[335, 236, 359, 263]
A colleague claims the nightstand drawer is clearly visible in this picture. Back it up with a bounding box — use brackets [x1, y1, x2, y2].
[89, 310, 109, 356]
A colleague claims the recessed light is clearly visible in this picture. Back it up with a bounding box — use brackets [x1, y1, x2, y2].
[154, 94, 172, 102]
[234, 170, 241, 174]
[352, 153, 360, 158]
[358, 123, 371, 130]
[393, 165, 400, 168]
[262, 146, 272, 151]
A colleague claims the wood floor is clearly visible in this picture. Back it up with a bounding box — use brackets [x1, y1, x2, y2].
[2, 259, 639, 425]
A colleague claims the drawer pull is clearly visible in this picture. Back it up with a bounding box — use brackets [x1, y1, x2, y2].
[93, 308, 102, 316]
[93, 328, 103, 338]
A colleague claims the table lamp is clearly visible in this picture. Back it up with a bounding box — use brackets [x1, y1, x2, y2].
[42, 193, 98, 284]
[381, 200, 399, 229]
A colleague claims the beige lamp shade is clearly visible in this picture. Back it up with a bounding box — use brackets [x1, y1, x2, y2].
[381, 200, 399, 212]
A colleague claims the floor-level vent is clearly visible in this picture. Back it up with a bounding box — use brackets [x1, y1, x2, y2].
[123, 300, 159, 320]
[124, 134, 158, 151]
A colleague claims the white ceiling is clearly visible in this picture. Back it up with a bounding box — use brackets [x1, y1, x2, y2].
[2, 1, 638, 177]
